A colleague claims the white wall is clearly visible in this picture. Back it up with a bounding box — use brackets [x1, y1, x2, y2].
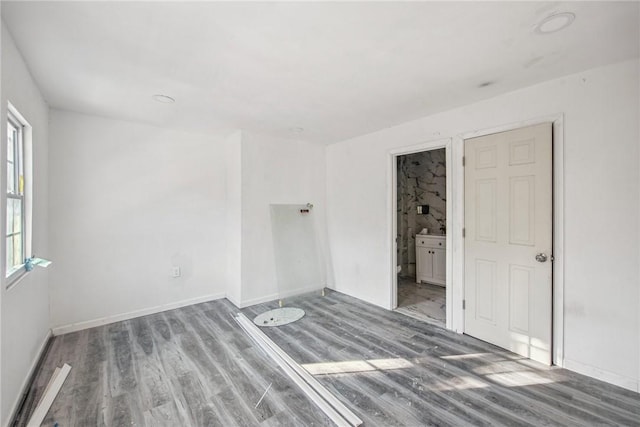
[326, 59, 640, 391]
[0, 24, 50, 425]
[48, 110, 229, 332]
[239, 132, 327, 306]
[46, 114, 329, 324]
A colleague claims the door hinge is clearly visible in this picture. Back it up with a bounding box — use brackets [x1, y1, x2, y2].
[462, 227, 465, 238]
[462, 299, 466, 310]
[462, 156, 465, 167]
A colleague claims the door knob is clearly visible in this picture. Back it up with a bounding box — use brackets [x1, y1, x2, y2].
[535, 253, 548, 262]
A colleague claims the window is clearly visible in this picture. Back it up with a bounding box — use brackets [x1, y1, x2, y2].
[6, 109, 26, 278]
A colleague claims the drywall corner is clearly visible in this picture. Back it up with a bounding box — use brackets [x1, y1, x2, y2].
[225, 130, 243, 306]
[239, 132, 328, 307]
[48, 111, 228, 330]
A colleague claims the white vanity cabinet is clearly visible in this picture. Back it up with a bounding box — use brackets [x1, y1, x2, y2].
[416, 235, 446, 286]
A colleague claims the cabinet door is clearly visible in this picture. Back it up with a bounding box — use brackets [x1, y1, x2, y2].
[417, 247, 433, 281]
[433, 248, 446, 284]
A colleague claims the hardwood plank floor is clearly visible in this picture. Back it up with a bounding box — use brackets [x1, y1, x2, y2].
[15, 289, 640, 426]
[15, 299, 332, 427]
[244, 290, 640, 427]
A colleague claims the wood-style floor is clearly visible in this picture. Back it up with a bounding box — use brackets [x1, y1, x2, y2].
[16, 300, 332, 426]
[16, 289, 640, 426]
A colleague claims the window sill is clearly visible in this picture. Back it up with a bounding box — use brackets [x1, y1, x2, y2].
[6, 266, 28, 290]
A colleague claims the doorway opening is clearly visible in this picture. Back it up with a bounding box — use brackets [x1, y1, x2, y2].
[394, 147, 448, 327]
[388, 115, 564, 366]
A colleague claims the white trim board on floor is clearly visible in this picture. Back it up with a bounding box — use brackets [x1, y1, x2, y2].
[51, 293, 226, 335]
[235, 313, 363, 427]
[26, 363, 71, 427]
[6, 330, 52, 427]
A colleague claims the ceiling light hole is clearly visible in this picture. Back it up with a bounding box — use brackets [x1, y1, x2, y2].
[534, 12, 575, 35]
[152, 94, 175, 104]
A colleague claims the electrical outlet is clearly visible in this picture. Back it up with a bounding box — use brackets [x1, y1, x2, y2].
[172, 266, 181, 278]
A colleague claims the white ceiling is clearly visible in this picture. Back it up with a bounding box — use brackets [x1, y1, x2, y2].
[2, 1, 639, 144]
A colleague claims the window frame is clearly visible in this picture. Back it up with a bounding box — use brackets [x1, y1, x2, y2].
[6, 108, 28, 283]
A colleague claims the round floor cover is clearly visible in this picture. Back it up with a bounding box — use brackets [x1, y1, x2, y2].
[253, 307, 305, 327]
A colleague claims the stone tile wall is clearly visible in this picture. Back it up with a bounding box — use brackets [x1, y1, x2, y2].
[397, 148, 446, 277]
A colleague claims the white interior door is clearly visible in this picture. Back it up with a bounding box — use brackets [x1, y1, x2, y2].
[464, 123, 552, 365]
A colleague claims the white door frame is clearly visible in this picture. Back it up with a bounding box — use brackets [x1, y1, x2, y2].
[458, 114, 565, 367]
[388, 113, 565, 367]
[389, 138, 454, 329]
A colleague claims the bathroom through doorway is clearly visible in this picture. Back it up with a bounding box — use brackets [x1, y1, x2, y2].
[394, 146, 448, 327]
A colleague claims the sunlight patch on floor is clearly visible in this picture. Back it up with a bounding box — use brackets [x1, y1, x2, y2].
[473, 363, 529, 375]
[428, 376, 490, 391]
[440, 352, 495, 360]
[485, 371, 556, 387]
[302, 358, 413, 376]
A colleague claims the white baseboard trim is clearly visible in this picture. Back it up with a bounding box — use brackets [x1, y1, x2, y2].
[51, 285, 324, 335]
[236, 286, 324, 308]
[226, 293, 241, 309]
[279, 285, 324, 300]
[51, 293, 226, 335]
[6, 330, 52, 427]
[563, 358, 639, 393]
[237, 292, 279, 308]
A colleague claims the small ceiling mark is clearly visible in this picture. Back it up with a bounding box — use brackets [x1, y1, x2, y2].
[478, 81, 495, 88]
[289, 127, 305, 134]
[524, 56, 544, 68]
[534, 12, 576, 35]
[152, 94, 175, 104]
